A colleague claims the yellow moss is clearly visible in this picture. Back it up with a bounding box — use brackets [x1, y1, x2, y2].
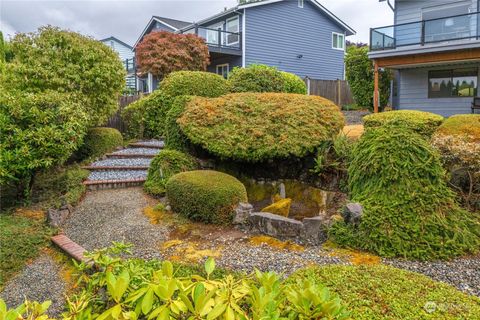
[161, 239, 184, 250]
[350, 252, 381, 265]
[14, 208, 45, 221]
[249, 235, 304, 252]
[323, 243, 380, 265]
[161, 240, 223, 263]
[343, 125, 364, 139]
[143, 206, 165, 224]
[143, 205, 190, 226]
[261, 198, 292, 217]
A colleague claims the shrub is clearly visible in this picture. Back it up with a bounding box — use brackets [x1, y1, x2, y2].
[164, 96, 194, 151]
[280, 71, 307, 94]
[178, 93, 345, 161]
[363, 110, 444, 138]
[329, 125, 480, 260]
[76, 127, 123, 160]
[290, 264, 480, 319]
[166, 170, 247, 224]
[144, 150, 197, 196]
[228, 64, 286, 93]
[135, 31, 210, 78]
[160, 71, 230, 98]
[0, 89, 88, 188]
[433, 115, 480, 212]
[4, 26, 125, 126]
[121, 98, 146, 139]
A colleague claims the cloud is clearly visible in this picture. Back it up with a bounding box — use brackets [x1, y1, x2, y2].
[0, 18, 17, 40]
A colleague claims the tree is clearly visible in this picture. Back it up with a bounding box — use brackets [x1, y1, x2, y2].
[135, 31, 210, 79]
[3, 26, 125, 126]
[345, 46, 391, 110]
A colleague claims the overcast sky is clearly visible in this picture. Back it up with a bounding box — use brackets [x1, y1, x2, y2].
[0, 0, 393, 44]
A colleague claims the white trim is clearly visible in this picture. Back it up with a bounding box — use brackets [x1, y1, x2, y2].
[134, 17, 180, 48]
[238, 0, 283, 9]
[226, 16, 240, 46]
[216, 63, 230, 78]
[153, 18, 180, 31]
[332, 32, 345, 50]
[178, 7, 238, 32]
[242, 9, 246, 67]
[298, 0, 304, 9]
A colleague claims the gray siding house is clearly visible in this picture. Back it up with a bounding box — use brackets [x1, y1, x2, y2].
[134, 0, 355, 93]
[369, 0, 480, 116]
[100, 36, 136, 90]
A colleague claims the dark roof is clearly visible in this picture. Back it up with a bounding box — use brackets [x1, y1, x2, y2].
[99, 36, 133, 50]
[152, 16, 192, 30]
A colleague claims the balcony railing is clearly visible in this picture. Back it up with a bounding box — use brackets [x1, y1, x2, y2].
[181, 26, 241, 50]
[370, 11, 480, 51]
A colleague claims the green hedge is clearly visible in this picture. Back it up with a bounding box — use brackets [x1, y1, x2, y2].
[178, 93, 345, 161]
[76, 127, 123, 160]
[329, 125, 480, 260]
[164, 96, 193, 151]
[144, 149, 197, 196]
[229, 64, 294, 93]
[281, 71, 307, 94]
[160, 71, 230, 98]
[364, 110, 444, 138]
[166, 170, 247, 224]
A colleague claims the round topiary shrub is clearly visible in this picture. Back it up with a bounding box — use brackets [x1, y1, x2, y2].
[144, 149, 197, 196]
[77, 127, 123, 160]
[329, 125, 480, 260]
[228, 64, 286, 93]
[160, 71, 230, 98]
[177, 93, 345, 161]
[166, 170, 248, 224]
[280, 71, 307, 94]
[363, 110, 443, 138]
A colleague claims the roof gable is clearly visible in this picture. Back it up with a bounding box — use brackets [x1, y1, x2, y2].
[134, 16, 191, 48]
[100, 36, 133, 50]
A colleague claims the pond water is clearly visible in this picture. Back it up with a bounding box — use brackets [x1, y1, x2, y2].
[242, 178, 340, 220]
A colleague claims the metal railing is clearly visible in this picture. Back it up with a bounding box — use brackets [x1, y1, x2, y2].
[182, 26, 241, 50]
[370, 11, 480, 51]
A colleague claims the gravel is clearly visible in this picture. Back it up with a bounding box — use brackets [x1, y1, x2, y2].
[88, 170, 148, 181]
[0, 255, 66, 317]
[112, 148, 160, 155]
[342, 110, 371, 125]
[90, 158, 152, 167]
[133, 140, 165, 148]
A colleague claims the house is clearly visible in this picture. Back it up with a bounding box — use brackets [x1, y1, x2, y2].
[100, 36, 136, 90]
[369, 0, 480, 116]
[134, 0, 355, 93]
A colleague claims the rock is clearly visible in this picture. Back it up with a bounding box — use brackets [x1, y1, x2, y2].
[342, 202, 363, 225]
[261, 198, 292, 217]
[165, 205, 172, 211]
[301, 216, 329, 244]
[47, 208, 71, 228]
[278, 183, 286, 199]
[233, 202, 253, 225]
[248, 212, 303, 238]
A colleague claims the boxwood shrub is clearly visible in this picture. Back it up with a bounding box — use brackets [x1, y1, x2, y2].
[281, 71, 307, 94]
[164, 96, 194, 151]
[329, 125, 480, 260]
[160, 71, 230, 98]
[144, 149, 197, 196]
[177, 93, 345, 161]
[76, 127, 123, 160]
[228, 64, 286, 93]
[363, 110, 443, 138]
[166, 170, 247, 224]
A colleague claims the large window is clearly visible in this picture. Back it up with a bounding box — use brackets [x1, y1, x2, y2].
[332, 32, 345, 50]
[226, 17, 239, 45]
[428, 68, 478, 98]
[206, 23, 223, 46]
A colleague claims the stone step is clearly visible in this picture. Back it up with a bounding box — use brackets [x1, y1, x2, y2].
[83, 178, 146, 191]
[129, 141, 165, 149]
[82, 165, 150, 171]
[51, 234, 90, 264]
[106, 153, 156, 159]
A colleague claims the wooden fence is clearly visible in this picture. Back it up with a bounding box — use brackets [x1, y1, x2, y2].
[105, 95, 144, 132]
[305, 78, 354, 106]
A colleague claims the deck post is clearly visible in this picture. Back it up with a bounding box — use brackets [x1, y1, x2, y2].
[374, 60, 379, 113]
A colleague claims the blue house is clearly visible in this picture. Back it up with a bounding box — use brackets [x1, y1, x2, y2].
[369, 0, 480, 116]
[100, 36, 136, 90]
[134, 0, 355, 93]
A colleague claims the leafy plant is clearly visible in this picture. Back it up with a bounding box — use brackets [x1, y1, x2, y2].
[164, 96, 194, 152]
[160, 71, 230, 98]
[312, 133, 353, 184]
[75, 127, 123, 161]
[0, 299, 54, 320]
[228, 64, 287, 93]
[280, 71, 307, 94]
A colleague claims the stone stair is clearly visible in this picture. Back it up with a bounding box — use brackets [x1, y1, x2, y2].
[82, 139, 163, 190]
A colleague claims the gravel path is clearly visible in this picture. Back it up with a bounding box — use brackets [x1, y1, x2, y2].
[0, 254, 66, 317]
[132, 140, 164, 148]
[90, 158, 152, 167]
[342, 110, 370, 125]
[87, 170, 148, 181]
[111, 148, 160, 155]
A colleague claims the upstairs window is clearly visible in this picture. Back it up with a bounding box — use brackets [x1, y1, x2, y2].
[298, 0, 304, 8]
[332, 32, 345, 50]
[428, 68, 478, 98]
[226, 16, 240, 45]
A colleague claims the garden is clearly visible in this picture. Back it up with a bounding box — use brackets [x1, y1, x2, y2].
[1, 27, 480, 320]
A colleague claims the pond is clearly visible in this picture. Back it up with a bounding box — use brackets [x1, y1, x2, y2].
[242, 178, 343, 221]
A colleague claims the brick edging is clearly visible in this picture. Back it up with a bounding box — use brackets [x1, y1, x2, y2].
[51, 234, 91, 264]
[83, 178, 146, 185]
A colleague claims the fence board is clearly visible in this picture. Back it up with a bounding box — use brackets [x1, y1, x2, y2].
[305, 78, 354, 106]
[105, 95, 144, 132]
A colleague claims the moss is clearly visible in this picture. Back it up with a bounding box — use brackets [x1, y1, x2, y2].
[289, 264, 480, 319]
[249, 235, 305, 252]
[364, 110, 444, 138]
[261, 198, 292, 217]
[76, 127, 123, 160]
[144, 149, 197, 196]
[435, 114, 480, 143]
[178, 92, 345, 162]
[166, 170, 248, 224]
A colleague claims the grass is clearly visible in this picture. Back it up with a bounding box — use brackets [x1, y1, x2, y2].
[0, 210, 53, 289]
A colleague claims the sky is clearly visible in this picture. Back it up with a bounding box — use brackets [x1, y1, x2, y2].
[0, 0, 394, 44]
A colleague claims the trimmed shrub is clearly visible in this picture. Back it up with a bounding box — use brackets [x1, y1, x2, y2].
[166, 170, 248, 224]
[329, 125, 480, 260]
[364, 110, 444, 138]
[76, 127, 123, 160]
[435, 114, 480, 142]
[121, 98, 146, 139]
[164, 96, 194, 151]
[228, 64, 286, 93]
[281, 71, 307, 94]
[160, 71, 230, 98]
[144, 150, 197, 196]
[178, 93, 345, 161]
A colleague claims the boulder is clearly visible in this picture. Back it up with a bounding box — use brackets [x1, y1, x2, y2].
[47, 208, 71, 228]
[301, 216, 329, 244]
[233, 202, 254, 225]
[342, 202, 363, 225]
[261, 198, 292, 217]
[248, 212, 303, 238]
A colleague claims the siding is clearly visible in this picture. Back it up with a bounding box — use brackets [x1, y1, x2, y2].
[102, 39, 133, 62]
[397, 65, 477, 116]
[244, 0, 346, 80]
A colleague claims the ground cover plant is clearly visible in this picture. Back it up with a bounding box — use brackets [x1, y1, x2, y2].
[75, 127, 123, 161]
[166, 170, 248, 224]
[144, 149, 198, 196]
[177, 93, 345, 161]
[364, 110, 444, 138]
[330, 124, 480, 260]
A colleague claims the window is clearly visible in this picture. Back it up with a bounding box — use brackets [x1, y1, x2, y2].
[298, 0, 304, 8]
[332, 32, 345, 50]
[226, 17, 239, 45]
[216, 64, 229, 79]
[428, 68, 478, 98]
[422, 2, 471, 42]
[206, 22, 223, 46]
